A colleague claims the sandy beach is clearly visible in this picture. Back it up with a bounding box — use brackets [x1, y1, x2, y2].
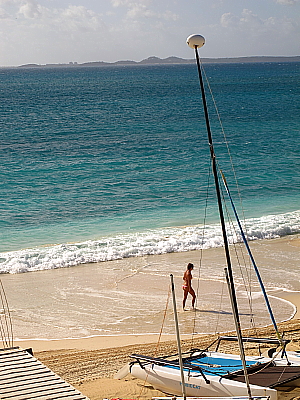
[17, 318, 300, 400]
[5, 234, 297, 399]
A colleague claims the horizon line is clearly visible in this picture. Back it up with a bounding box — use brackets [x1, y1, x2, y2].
[2, 54, 300, 69]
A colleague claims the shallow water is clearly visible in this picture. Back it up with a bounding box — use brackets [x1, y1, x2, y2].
[1, 236, 298, 340]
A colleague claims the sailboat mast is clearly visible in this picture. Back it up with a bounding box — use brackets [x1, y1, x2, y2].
[187, 34, 252, 399]
[191, 37, 241, 341]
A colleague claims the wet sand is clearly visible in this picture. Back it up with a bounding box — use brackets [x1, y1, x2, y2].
[9, 234, 300, 399]
[4, 234, 300, 341]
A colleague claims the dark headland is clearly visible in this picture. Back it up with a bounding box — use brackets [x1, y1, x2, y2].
[18, 55, 300, 68]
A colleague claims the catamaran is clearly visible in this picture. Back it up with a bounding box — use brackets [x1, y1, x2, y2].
[122, 35, 300, 399]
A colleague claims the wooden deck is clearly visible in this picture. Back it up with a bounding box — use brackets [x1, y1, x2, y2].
[0, 347, 90, 399]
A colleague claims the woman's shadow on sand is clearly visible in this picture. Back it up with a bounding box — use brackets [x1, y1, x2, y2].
[184, 308, 252, 316]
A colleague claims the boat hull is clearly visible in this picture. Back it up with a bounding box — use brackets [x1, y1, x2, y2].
[130, 363, 277, 400]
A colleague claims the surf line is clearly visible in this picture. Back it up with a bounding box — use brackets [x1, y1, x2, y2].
[114, 264, 150, 288]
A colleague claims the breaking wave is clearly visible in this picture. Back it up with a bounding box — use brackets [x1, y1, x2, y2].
[1, 210, 299, 274]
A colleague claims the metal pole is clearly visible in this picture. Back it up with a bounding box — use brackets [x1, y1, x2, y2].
[194, 46, 239, 318]
[188, 36, 252, 399]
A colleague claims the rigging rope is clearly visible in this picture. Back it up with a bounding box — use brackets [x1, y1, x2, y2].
[138, 282, 172, 399]
[198, 60, 279, 338]
[200, 60, 253, 268]
[201, 64, 252, 250]
[220, 168, 284, 346]
[218, 171, 257, 331]
[190, 164, 211, 346]
[190, 162, 230, 343]
[188, 58, 256, 341]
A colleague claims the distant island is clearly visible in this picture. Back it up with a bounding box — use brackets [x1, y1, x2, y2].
[18, 55, 300, 68]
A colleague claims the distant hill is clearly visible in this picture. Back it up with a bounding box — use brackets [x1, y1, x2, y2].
[18, 55, 300, 68]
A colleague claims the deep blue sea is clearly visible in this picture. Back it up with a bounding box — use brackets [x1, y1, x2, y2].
[1, 62, 299, 274]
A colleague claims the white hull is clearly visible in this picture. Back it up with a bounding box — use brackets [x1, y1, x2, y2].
[153, 397, 270, 400]
[130, 363, 277, 400]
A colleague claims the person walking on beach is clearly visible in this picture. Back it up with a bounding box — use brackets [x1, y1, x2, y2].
[182, 263, 196, 310]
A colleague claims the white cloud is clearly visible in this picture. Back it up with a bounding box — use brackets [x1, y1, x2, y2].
[161, 10, 179, 21]
[0, 7, 9, 18]
[0, 0, 16, 4]
[216, 7, 299, 57]
[111, 0, 178, 20]
[111, 0, 151, 16]
[127, 4, 154, 18]
[220, 12, 239, 28]
[111, 0, 149, 7]
[220, 8, 296, 35]
[11, 1, 103, 32]
[18, 0, 41, 18]
[56, 5, 101, 32]
[275, 0, 298, 4]
[221, 9, 263, 30]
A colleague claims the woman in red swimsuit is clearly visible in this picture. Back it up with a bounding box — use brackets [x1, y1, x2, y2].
[182, 263, 196, 310]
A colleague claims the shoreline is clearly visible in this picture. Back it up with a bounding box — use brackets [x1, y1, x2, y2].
[3, 234, 300, 342]
[9, 233, 300, 352]
[4, 234, 300, 399]
[14, 333, 193, 352]
[14, 288, 300, 353]
[272, 290, 300, 319]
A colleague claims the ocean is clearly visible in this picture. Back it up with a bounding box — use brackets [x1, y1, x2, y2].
[0, 62, 299, 339]
[1, 62, 299, 272]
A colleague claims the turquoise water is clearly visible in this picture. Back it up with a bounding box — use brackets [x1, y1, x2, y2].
[1, 62, 299, 273]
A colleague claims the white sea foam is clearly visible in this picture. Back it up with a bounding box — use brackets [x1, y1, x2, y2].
[0, 210, 299, 274]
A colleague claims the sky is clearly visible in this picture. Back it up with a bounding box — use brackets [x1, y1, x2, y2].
[0, 0, 299, 66]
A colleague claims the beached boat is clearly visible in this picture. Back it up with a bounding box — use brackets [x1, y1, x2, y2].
[105, 397, 270, 400]
[125, 35, 300, 399]
[129, 343, 300, 399]
[152, 398, 270, 400]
